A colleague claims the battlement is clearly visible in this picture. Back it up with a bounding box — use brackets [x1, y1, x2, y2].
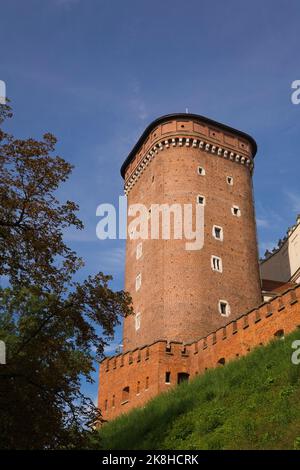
[98, 284, 300, 421]
[260, 214, 300, 262]
[101, 340, 190, 373]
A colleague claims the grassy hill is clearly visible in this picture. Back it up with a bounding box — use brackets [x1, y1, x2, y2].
[94, 330, 300, 450]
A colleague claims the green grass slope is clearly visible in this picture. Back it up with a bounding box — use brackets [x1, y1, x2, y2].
[94, 330, 300, 450]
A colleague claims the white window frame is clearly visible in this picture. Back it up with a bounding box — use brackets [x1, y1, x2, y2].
[197, 166, 206, 176]
[136, 242, 143, 260]
[212, 225, 223, 241]
[231, 205, 241, 217]
[135, 312, 141, 331]
[135, 273, 142, 291]
[211, 255, 223, 273]
[197, 194, 206, 205]
[227, 176, 233, 185]
[219, 300, 231, 317]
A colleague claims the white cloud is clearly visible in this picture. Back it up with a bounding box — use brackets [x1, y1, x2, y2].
[256, 217, 270, 228]
[285, 190, 300, 213]
[104, 342, 120, 355]
[99, 246, 125, 274]
[129, 78, 149, 122]
[255, 201, 284, 230]
[64, 228, 97, 243]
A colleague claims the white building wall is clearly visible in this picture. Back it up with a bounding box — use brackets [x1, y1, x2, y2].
[260, 216, 300, 284]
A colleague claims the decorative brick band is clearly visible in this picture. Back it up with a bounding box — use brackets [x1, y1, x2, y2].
[124, 136, 254, 195]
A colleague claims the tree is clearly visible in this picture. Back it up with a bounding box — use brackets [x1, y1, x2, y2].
[0, 102, 132, 449]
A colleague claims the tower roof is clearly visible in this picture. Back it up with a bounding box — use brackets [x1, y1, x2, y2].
[120, 113, 258, 178]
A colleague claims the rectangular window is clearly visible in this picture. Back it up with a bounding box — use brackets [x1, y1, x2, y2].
[198, 166, 205, 176]
[135, 312, 141, 331]
[122, 386, 130, 403]
[135, 273, 142, 291]
[227, 176, 233, 185]
[231, 205, 241, 217]
[211, 256, 222, 273]
[197, 195, 206, 205]
[213, 225, 223, 241]
[165, 371, 171, 384]
[219, 300, 230, 317]
[136, 242, 143, 260]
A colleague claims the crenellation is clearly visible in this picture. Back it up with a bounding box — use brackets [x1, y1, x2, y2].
[278, 296, 285, 311]
[100, 287, 300, 421]
[222, 327, 227, 339]
[265, 303, 273, 318]
[254, 310, 261, 323]
[242, 314, 249, 329]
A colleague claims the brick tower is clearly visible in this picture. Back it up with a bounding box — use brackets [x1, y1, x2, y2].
[121, 113, 262, 351]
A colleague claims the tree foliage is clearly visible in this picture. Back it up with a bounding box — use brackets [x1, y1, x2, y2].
[0, 102, 132, 449]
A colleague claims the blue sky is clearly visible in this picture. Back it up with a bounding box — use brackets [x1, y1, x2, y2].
[1, 0, 300, 403]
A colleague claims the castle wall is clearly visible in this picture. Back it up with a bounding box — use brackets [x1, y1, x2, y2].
[98, 285, 300, 421]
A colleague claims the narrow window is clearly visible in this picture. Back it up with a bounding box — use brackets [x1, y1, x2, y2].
[219, 300, 230, 317]
[112, 395, 115, 408]
[197, 166, 205, 176]
[122, 386, 130, 403]
[104, 399, 108, 410]
[135, 312, 141, 331]
[231, 205, 241, 217]
[218, 358, 226, 366]
[227, 176, 233, 185]
[213, 225, 223, 241]
[177, 372, 190, 384]
[135, 273, 142, 291]
[197, 195, 206, 205]
[165, 371, 171, 384]
[145, 376, 149, 390]
[137, 381, 140, 395]
[274, 329, 285, 340]
[136, 242, 143, 260]
[211, 256, 222, 273]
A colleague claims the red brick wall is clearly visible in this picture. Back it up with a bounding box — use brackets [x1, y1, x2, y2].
[122, 116, 262, 350]
[98, 285, 300, 421]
